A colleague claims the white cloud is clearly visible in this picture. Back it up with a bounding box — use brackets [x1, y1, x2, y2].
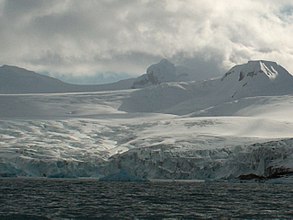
[0, 0, 293, 81]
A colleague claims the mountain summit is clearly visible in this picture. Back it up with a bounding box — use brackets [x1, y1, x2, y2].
[132, 59, 176, 88]
[220, 60, 293, 98]
[131, 59, 200, 88]
[222, 60, 292, 82]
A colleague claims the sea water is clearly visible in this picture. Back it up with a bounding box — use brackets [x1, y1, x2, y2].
[0, 178, 292, 219]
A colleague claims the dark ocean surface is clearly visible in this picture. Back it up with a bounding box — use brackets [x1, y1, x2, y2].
[0, 178, 292, 219]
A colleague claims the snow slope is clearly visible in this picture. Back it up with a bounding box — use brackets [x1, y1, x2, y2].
[0, 60, 293, 181]
[0, 91, 293, 180]
[191, 95, 293, 118]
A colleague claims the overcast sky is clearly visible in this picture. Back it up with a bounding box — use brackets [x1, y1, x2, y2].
[0, 0, 293, 83]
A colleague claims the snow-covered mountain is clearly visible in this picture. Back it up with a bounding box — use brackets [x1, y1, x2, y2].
[0, 65, 71, 93]
[132, 59, 176, 88]
[0, 59, 216, 93]
[220, 60, 293, 98]
[131, 59, 198, 88]
[0, 65, 135, 93]
[120, 60, 293, 114]
[0, 60, 202, 93]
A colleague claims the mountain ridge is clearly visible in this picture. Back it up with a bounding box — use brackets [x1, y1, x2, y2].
[120, 60, 293, 114]
[1, 60, 292, 96]
[0, 64, 135, 93]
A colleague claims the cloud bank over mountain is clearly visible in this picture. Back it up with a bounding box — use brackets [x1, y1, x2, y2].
[0, 0, 292, 80]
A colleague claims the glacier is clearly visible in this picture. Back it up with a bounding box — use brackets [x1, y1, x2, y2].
[0, 60, 293, 182]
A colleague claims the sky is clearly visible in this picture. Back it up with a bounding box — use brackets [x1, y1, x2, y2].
[0, 0, 293, 84]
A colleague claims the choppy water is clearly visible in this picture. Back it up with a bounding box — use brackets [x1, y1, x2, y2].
[0, 178, 292, 219]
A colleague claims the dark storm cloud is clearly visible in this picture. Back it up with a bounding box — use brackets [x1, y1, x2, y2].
[0, 0, 293, 81]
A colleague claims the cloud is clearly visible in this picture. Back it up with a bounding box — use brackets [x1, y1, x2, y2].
[0, 0, 293, 82]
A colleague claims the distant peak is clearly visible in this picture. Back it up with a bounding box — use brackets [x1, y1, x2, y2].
[222, 60, 291, 82]
[146, 59, 175, 75]
[132, 59, 176, 88]
[158, 58, 173, 65]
